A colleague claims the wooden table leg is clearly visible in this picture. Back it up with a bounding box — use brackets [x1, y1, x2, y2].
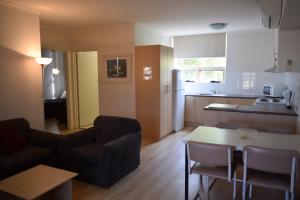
[185, 143, 189, 200]
[41, 180, 72, 200]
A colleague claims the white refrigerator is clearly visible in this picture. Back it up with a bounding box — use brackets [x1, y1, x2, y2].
[173, 69, 185, 132]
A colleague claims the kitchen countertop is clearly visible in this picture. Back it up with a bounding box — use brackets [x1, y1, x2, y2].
[186, 93, 261, 99]
[204, 103, 297, 116]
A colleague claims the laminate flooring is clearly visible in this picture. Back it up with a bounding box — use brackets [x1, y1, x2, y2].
[71, 127, 295, 200]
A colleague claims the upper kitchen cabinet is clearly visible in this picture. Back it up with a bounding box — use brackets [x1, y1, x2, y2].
[277, 0, 300, 72]
[260, 0, 300, 73]
[277, 29, 300, 72]
[135, 45, 174, 141]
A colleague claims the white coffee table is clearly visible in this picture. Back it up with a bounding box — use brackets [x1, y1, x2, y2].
[0, 165, 77, 200]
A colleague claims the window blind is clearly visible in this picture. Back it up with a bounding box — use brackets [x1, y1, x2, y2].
[174, 33, 226, 58]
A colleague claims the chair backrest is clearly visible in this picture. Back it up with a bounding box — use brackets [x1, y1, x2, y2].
[0, 118, 29, 136]
[244, 145, 299, 174]
[252, 123, 293, 134]
[187, 141, 233, 166]
[94, 116, 141, 144]
[216, 122, 252, 130]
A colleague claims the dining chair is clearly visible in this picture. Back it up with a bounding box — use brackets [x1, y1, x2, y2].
[187, 141, 237, 199]
[242, 145, 299, 200]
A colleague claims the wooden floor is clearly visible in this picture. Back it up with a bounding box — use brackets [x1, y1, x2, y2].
[45, 118, 80, 135]
[71, 127, 289, 200]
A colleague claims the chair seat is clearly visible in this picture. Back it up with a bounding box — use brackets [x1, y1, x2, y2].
[191, 162, 235, 180]
[67, 143, 104, 166]
[247, 169, 290, 191]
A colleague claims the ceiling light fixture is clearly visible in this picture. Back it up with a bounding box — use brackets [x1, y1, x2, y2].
[209, 23, 228, 30]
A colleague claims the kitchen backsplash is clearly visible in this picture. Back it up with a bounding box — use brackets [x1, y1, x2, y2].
[184, 71, 300, 112]
[184, 72, 287, 95]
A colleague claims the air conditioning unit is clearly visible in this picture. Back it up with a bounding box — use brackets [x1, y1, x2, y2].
[260, 0, 284, 29]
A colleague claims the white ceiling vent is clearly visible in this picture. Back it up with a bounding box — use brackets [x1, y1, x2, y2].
[260, 0, 284, 29]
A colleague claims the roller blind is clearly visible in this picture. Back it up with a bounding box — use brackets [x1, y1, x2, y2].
[174, 33, 226, 58]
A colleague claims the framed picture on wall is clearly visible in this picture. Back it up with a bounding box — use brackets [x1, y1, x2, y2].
[102, 54, 131, 83]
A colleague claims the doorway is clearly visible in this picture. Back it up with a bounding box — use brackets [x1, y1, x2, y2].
[42, 49, 68, 133]
[76, 51, 100, 128]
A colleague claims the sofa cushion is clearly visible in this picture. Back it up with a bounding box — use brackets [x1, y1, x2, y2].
[0, 127, 27, 155]
[67, 143, 104, 166]
[0, 145, 52, 178]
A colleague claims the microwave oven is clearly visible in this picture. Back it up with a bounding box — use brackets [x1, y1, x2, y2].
[263, 85, 286, 97]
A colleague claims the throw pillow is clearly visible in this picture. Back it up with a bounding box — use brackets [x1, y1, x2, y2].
[0, 127, 27, 155]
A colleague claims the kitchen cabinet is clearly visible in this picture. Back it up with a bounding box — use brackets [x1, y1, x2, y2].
[204, 111, 296, 134]
[185, 96, 197, 126]
[135, 45, 174, 141]
[185, 96, 255, 126]
[276, 30, 300, 72]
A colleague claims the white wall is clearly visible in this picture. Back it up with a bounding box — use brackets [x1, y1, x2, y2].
[0, 4, 43, 129]
[41, 24, 136, 118]
[134, 24, 172, 47]
[184, 30, 285, 95]
[40, 25, 71, 51]
[0, 4, 40, 57]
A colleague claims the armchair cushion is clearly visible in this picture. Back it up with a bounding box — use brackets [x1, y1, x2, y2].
[0, 127, 27, 155]
[68, 143, 104, 166]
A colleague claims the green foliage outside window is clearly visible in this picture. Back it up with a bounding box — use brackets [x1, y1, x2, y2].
[175, 57, 226, 83]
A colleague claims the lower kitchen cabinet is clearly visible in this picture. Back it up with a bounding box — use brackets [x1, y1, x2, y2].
[185, 96, 256, 125]
[185, 96, 197, 126]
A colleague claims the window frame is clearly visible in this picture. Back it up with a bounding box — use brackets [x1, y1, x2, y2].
[175, 59, 226, 83]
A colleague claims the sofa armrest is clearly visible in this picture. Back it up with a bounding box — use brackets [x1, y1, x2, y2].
[25, 129, 63, 151]
[100, 132, 141, 173]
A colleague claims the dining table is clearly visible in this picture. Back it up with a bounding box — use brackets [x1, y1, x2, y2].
[183, 126, 300, 200]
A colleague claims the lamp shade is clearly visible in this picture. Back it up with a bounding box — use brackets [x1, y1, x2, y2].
[34, 57, 53, 65]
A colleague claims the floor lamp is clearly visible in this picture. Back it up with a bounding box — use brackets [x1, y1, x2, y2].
[34, 57, 53, 129]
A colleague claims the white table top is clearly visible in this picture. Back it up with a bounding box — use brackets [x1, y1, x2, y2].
[184, 126, 300, 153]
[0, 165, 77, 200]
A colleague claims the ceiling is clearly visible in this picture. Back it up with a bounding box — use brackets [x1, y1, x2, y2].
[3, 0, 265, 36]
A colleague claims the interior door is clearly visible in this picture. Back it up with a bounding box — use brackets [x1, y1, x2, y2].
[160, 46, 169, 137]
[167, 47, 174, 132]
[77, 51, 99, 128]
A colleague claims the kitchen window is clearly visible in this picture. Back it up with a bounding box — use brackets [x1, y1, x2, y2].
[174, 57, 226, 83]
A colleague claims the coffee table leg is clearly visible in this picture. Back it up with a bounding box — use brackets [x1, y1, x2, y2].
[53, 180, 72, 200]
[42, 180, 72, 200]
[185, 143, 189, 200]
